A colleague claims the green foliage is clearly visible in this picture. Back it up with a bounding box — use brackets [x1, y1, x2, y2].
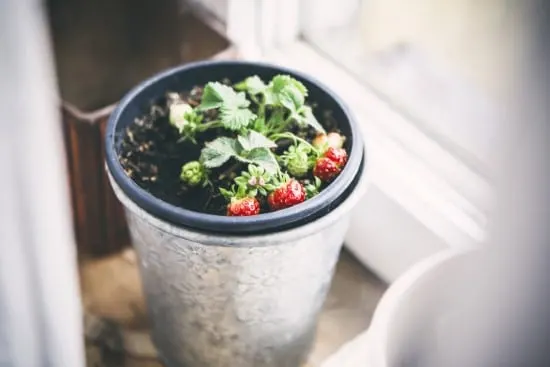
[219, 106, 256, 131]
[198, 82, 256, 130]
[237, 147, 279, 175]
[219, 184, 247, 201]
[295, 105, 326, 134]
[237, 130, 277, 151]
[232, 164, 275, 197]
[198, 82, 249, 110]
[200, 137, 241, 168]
[234, 75, 267, 95]
[264, 75, 307, 111]
[280, 144, 311, 177]
[199, 135, 279, 174]
[180, 161, 207, 187]
[305, 177, 322, 199]
[176, 73, 334, 204]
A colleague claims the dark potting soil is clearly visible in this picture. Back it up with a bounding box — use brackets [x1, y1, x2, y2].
[118, 82, 341, 215]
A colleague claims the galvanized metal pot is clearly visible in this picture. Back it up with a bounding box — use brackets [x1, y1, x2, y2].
[105, 61, 367, 367]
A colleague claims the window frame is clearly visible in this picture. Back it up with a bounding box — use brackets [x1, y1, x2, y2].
[220, 0, 490, 281]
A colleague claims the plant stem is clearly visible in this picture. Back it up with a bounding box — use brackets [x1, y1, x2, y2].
[198, 120, 222, 131]
[269, 113, 296, 135]
[269, 132, 319, 155]
[250, 94, 265, 117]
[218, 162, 243, 181]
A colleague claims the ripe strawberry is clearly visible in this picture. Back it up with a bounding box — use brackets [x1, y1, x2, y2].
[324, 147, 347, 167]
[226, 197, 260, 216]
[313, 157, 341, 182]
[267, 179, 306, 211]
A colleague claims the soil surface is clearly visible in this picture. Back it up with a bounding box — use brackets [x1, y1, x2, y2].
[118, 82, 340, 215]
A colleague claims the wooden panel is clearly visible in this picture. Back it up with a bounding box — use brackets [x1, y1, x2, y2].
[48, 0, 234, 256]
[47, 0, 230, 110]
[62, 107, 107, 256]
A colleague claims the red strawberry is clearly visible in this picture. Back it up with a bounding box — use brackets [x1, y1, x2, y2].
[324, 147, 347, 167]
[313, 157, 341, 182]
[267, 179, 306, 211]
[227, 197, 260, 216]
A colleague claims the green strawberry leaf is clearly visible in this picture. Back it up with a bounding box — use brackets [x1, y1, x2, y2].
[234, 75, 267, 95]
[236, 147, 279, 174]
[234, 176, 248, 186]
[198, 82, 249, 111]
[247, 148, 280, 174]
[267, 108, 286, 127]
[263, 89, 278, 106]
[253, 116, 266, 131]
[220, 106, 256, 131]
[198, 82, 255, 130]
[271, 75, 307, 96]
[237, 130, 277, 151]
[264, 75, 307, 109]
[279, 84, 305, 111]
[297, 106, 326, 133]
[314, 176, 322, 188]
[200, 137, 241, 168]
[263, 183, 276, 191]
[219, 187, 234, 199]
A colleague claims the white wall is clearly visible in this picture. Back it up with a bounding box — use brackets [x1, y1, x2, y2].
[359, 0, 523, 99]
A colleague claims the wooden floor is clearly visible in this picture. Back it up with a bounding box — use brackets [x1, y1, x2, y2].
[84, 250, 386, 367]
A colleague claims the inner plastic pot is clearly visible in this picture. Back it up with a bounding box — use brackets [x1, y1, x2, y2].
[105, 60, 365, 234]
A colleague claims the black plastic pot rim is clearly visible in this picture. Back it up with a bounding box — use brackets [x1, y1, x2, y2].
[105, 60, 366, 235]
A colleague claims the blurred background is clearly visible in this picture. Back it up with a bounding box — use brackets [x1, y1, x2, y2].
[1, 0, 546, 366]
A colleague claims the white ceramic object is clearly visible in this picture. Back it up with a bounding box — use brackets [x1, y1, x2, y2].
[344, 185, 449, 282]
[323, 249, 469, 367]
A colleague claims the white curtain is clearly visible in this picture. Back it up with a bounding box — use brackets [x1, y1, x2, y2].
[0, 1, 84, 366]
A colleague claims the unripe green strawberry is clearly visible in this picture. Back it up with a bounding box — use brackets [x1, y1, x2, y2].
[281, 144, 311, 178]
[287, 151, 309, 177]
[180, 161, 206, 187]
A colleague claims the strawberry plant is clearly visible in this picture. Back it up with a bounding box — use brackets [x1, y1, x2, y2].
[119, 74, 348, 217]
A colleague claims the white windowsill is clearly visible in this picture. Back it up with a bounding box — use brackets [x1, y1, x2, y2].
[259, 42, 490, 281]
